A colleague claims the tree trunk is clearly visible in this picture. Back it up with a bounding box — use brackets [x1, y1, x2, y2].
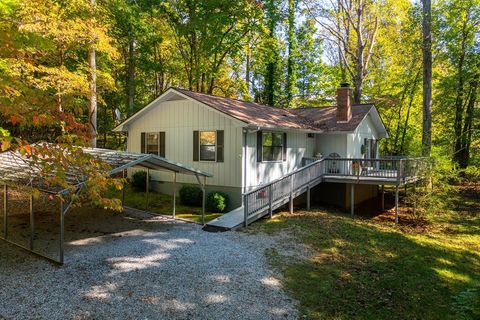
[459, 75, 478, 168]
[421, 0, 432, 157]
[286, 0, 297, 107]
[88, 0, 97, 148]
[400, 71, 421, 154]
[354, 0, 364, 104]
[453, 18, 469, 166]
[127, 38, 135, 116]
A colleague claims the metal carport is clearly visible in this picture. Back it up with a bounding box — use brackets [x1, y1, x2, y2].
[0, 146, 212, 264]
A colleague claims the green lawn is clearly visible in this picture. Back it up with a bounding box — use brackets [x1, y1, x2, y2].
[109, 186, 222, 224]
[247, 186, 480, 319]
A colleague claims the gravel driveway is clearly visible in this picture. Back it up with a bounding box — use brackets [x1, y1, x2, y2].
[0, 209, 297, 320]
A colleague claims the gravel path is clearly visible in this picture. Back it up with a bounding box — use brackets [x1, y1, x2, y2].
[0, 210, 297, 320]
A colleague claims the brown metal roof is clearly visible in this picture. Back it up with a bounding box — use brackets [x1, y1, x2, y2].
[174, 88, 319, 131]
[175, 88, 372, 132]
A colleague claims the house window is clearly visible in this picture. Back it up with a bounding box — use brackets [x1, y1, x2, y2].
[141, 132, 165, 157]
[200, 131, 216, 161]
[147, 133, 159, 155]
[262, 132, 284, 162]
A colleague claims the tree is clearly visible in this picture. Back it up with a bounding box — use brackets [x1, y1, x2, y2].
[88, 0, 98, 147]
[421, 0, 432, 157]
[162, 0, 262, 95]
[263, 0, 282, 106]
[286, 0, 297, 107]
[306, 0, 379, 104]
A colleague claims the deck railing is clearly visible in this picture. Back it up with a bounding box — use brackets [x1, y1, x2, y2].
[242, 156, 428, 227]
[322, 157, 428, 183]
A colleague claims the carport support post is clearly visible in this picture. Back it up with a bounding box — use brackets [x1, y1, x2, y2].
[395, 185, 399, 224]
[145, 168, 150, 211]
[59, 198, 65, 264]
[202, 176, 206, 225]
[351, 184, 355, 216]
[121, 169, 126, 208]
[3, 184, 7, 239]
[172, 172, 177, 220]
[29, 193, 34, 250]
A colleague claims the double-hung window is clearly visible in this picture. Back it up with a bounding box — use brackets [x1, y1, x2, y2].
[141, 132, 166, 157]
[262, 132, 285, 162]
[193, 130, 224, 162]
[199, 131, 216, 161]
[147, 133, 159, 155]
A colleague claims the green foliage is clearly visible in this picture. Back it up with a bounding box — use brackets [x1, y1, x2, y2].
[463, 166, 480, 182]
[206, 191, 229, 213]
[179, 185, 202, 207]
[452, 287, 480, 320]
[130, 170, 149, 191]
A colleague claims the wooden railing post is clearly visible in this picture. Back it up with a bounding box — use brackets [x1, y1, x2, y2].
[289, 175, 294, 214]
[244, 194, 248, 227]
[268, 184, 273, 218]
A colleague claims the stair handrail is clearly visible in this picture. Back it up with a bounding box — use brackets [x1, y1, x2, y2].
[243, 158, 325, 197]
[243, 158, 325, 227]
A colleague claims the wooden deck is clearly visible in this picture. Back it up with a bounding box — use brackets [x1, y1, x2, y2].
[206, 157, 429, 230]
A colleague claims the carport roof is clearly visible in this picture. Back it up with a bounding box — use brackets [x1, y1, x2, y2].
[0, 146, 212, 194]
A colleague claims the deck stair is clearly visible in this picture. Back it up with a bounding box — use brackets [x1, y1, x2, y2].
[205, 159, 325, 231]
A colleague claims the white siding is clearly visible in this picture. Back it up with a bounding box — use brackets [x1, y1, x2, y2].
[347, 113, 380, 158]
[126, 99, 244, 188]
[244, 131, 314, 190]
[315, 134, 348, 158]
[315, 112, 380, 159]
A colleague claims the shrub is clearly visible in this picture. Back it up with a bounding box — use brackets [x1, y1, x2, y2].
[130, 171, 150, 191]
[206, 191, 229, 213]
[179, 185, 203, 206]
[463, 166, 480, 183]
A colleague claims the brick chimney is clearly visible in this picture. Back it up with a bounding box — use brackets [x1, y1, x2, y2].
[336, 83, 352, 123]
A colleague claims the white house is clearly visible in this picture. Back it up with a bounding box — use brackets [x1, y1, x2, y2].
[114, 85, 388, 209]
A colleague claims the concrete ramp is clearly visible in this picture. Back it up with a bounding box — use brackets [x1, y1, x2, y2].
[203, 206, 245, 232]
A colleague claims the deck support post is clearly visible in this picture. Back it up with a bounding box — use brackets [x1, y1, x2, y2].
[351, 184, 355, 216]
[381, 185, 385, 210]
[395, 185, 399, 224]
[307, 185, 311, 211]
[145, 168, 150, 212]
[268, 184, 273, 218]
[29, 193, 34, 250]
[172, 172, 177, 220]
[3, 184, 7, 239]
[289, 175, 294, 214]
[413, 182, 417, 216]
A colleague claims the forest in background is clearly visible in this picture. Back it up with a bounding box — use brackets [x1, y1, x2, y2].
[0, 0, 479, 184]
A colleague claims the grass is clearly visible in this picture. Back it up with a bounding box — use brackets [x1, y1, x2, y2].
[108, 186, 222, 224]
[248, 185, 480, 319]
